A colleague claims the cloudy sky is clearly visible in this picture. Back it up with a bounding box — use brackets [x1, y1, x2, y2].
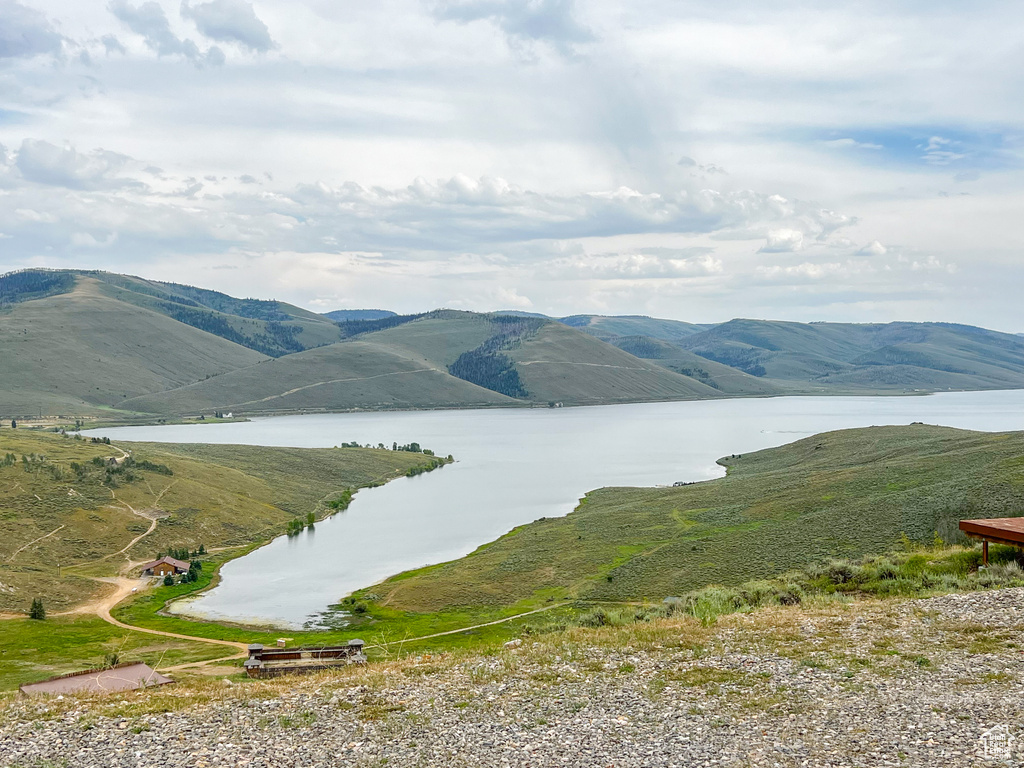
[2, 1, 1023, 328]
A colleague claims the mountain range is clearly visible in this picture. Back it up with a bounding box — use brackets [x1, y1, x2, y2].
[2, 268, 1024, 420]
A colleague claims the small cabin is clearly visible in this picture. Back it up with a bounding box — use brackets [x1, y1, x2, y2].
[140, 556, 190, 577]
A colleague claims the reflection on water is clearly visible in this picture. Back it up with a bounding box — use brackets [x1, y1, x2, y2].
[93, 390, 1024, 627]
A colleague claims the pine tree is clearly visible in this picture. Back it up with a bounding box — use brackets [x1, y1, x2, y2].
[28, 598, 45, 620]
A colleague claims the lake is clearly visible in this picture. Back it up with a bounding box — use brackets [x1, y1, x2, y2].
[93, 390, 1024, 627]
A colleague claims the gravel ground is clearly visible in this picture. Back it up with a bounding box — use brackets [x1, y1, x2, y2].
[5, 589, 1024, 767]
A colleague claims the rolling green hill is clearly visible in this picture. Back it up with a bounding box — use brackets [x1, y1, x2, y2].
[0, 275, 268, 417]
[0, 270, 727, 418]
[4, 268, 1024, 421]
[560, 314, 710, 342]
[0, 429, 446, 613]
[324, 309, 397, 321]
[122, 334, 518, 414]
[677, 319, 1024, 391]
[124, 312, 720, 414]
[504, 322, 719, 404]
[365, 424, 1024, 613]
[607, 336, 784, 396]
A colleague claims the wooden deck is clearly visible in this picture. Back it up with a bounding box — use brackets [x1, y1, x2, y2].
[959, 518, 1024, 564]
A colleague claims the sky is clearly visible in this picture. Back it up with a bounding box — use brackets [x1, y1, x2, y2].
[1, 1, 1023, 329]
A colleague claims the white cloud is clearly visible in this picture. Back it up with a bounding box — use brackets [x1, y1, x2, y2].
[1, 1, 1023, 327]
[0, 1, 63, 59]
[434, 0, 592, 53]
[821, 138, 883, 150]
[108, 0, 224, 65]
[15, 208, 58, 223]
[759, 228, 805, 253]
[71, 231, 118, 248]
[543, 251, 723, 280]
[100, 33, 127, 55]
[857, 240, 887, 257]
[15, 140, 135, 190]
[921, 136, 965, 165]
[181, 0, 275, 52]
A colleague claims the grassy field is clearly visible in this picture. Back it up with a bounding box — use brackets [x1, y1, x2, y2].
[0, 429, 454, 690]
[0, 430, 448, 612]
[0, 615, 230, 691]
[366, 425, 1024, 613]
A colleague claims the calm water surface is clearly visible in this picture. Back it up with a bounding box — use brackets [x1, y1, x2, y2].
[94, 391, 1024, 627]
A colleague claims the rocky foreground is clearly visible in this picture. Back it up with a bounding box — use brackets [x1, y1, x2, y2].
[5, 590, 1024, 767]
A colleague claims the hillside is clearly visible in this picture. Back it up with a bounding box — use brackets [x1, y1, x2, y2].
[560, 314, 709, 342]
[0, 270, 726, 419]
[5, 268, 1024, 422]
[0, 269, 345, 357]
[678, 319, 1024, 391]
[504, 322, 719, 404]
[0, 275, 268, 417]
[323, 309, 397, 321]
[122, 311, 722, 415]
[0, 429, 446, 612]
[606, 335, 784, 396]
[365, 424, 1024, 612]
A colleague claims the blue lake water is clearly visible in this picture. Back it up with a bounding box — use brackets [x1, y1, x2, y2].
[93, 390, 1024, 627]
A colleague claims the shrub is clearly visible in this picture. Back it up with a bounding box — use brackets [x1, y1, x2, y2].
[578, 608, 611, 628]
[826, 561, 855, 585]
[774, 584, 803, 605]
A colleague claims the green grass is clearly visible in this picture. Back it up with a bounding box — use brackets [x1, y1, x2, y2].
[0, 614, 227, 691]
[122, 321, 517, 415]
[368, 425, 1024, 613]
[110, 555, 578, 655]
[0, 430, 448, 612]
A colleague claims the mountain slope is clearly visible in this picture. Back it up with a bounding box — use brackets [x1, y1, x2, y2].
[607, 336, 784, 396]
[505, 322, 720, 404]
[123, 335, 518, 414]
[125, 312, 722, 414]
[0, 275, 267, 416]
[5, 268, 1024, 420]
[324, 309, 397, 322]
[560, 314, 709, 342]
[678, 319, 1024, 391]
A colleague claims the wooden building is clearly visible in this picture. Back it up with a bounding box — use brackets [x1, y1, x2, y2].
[139, 556, 190, 577]
[20, 663, 173, 696]
[243, 641, 367, 678]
